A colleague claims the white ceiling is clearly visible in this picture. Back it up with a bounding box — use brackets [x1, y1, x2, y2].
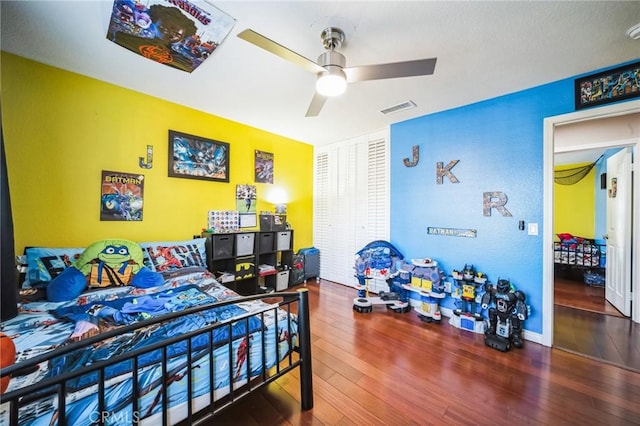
[1, 1, 639, 146]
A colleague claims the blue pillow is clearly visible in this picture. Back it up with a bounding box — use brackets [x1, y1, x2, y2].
[139, 238, 207, 272]
[23, 246, 85, 288]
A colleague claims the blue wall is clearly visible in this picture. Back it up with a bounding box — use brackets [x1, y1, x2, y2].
[390, 79, 576, 335]
[594, 147, 623, 243]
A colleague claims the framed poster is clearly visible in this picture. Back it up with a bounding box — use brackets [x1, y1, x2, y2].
[255, 150, 273, 184]
[575, 61, 640, 110]
[100, 170, 144, 221]
[168, 130, 229, 182]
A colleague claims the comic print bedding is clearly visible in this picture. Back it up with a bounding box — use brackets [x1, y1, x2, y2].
[554, 233, 603, 267]
[0, 268, 298, 425]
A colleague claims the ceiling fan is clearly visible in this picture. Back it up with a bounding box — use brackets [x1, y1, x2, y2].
[237, 27, 437, 117]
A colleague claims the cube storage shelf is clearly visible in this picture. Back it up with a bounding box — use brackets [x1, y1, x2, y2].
[202, 230, 294, 295]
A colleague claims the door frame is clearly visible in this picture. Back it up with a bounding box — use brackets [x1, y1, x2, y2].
[542, 100, 640, 347]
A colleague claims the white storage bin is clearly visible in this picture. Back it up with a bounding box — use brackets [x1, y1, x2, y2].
[276, 270, 290, 291]
[276, 231, 291, 251]
[235, 232, 255, 256]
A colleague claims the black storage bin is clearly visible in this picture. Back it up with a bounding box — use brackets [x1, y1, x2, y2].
[258, 232, 275, 253]
[259, 214, 287, 231]
[235, 256, 255, 280]
[208, 233, 234, 259]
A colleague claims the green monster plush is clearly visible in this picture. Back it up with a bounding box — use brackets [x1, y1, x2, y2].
[47, 239, 164, 302]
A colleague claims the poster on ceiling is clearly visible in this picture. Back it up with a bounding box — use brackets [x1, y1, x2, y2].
[106, 0, 235, 73]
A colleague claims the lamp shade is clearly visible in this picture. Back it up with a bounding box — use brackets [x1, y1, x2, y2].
[316, 66, 347, 97]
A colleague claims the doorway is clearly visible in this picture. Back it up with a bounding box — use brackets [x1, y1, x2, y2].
[542, 101, 640, 351]
[546, 106, 640, 371]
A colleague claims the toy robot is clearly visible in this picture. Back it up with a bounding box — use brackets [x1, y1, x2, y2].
[402, 258, 447, 323]
[481, 278, 529, 351]
[451, 264, 486, 321]
[352, 241, 410, 313]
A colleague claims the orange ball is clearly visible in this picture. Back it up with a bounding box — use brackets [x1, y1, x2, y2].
[0, 332, 16, 394]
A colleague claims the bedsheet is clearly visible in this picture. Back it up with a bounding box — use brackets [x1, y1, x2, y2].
[0, 268, 298, 425]
[553, 242, 602, 267]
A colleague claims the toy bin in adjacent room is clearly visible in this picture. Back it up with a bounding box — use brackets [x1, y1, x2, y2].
[298, 247, 319, 282]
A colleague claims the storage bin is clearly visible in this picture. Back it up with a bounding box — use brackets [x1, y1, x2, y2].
[276, 231, 292, 251]
[291, 254, 305, 285]
[235, 232, 255, 256]
[299, 247, 319, 281]
[276, 270, 290, 291]
[258, 232, 275, 253]
[209, 234, 234, 259]
[235, 256, 255, 280]
[584, 270, 605, 286]
[259, 214, 287, 231]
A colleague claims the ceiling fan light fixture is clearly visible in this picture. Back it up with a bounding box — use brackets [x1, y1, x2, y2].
[316, 66, 347, 97]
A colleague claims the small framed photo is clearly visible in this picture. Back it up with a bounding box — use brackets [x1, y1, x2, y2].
[168, 130, 230, 182]
[575, 61, 640, 110]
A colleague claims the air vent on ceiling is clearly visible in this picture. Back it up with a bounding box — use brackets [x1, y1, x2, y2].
[380, 100, 417, 115]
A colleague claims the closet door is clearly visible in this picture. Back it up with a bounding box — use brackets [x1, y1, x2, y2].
[314, 130, 390, 287]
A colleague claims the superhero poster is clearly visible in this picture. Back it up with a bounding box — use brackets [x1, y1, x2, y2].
[255, 150, 273, 184]
[100, 171, 145, 221]
[106, 0, 235, 73]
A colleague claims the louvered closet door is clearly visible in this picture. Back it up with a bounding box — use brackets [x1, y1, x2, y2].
[314, 130, 390, 287]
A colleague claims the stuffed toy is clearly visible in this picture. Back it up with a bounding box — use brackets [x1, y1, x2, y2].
[47, 239, 163, 302]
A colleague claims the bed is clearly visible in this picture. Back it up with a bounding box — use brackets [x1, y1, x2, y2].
[0, 238, 313, 425]
[554, 233, 605, 285]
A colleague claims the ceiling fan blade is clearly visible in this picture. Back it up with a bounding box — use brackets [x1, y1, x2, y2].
[237, 29, 325, 74]
[344, 57, 437, 82]
[305, 92, 328, 117]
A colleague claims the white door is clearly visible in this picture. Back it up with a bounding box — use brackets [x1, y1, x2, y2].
[605, 147, 632, 316]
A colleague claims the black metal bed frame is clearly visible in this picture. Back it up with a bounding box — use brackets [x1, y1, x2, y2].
[553, 241, 605, 268]
[0, 289, 313, 425]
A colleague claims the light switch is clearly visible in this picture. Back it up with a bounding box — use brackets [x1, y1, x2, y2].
[527, 222, 538, 236]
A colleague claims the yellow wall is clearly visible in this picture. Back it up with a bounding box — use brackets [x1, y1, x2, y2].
[553, 162, 595, 239]
[1, 53, 314, 253]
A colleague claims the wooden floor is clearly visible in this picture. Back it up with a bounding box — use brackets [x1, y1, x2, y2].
[210, 279, 640, 425]
[553, 277, 640, 373]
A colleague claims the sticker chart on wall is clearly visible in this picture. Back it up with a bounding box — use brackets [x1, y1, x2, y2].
[106, 0, 236, 73]
[100, 170, 144, 221]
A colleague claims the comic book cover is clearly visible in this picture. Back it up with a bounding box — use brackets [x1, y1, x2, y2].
[100, 171, 145, 221]
[255, 150, 273, 184]
[106, 0, 235, 73]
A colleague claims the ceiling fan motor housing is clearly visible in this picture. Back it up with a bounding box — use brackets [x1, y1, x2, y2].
[317, 50, 346, 69]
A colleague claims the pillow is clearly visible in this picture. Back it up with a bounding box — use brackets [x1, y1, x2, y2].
[23, 247, 85, 288]
[47, 239, 164, 302]
[139, 238, 207, 272]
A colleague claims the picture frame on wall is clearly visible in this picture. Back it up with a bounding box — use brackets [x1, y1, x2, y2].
[168, 130, 230, 182]
[100, 170, 144, 221]
[575, 61, 640, 110]
[255, 150, 274, 184]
